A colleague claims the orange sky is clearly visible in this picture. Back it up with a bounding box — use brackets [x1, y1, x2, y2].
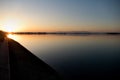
[0, 0, 120, 32]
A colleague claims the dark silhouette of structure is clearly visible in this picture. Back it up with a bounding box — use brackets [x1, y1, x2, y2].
[0, 31, 62, 80]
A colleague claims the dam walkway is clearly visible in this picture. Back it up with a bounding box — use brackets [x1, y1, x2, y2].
[0, 31, 61, 80]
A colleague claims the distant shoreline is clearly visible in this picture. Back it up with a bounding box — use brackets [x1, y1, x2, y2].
[7, 32, 120, 35]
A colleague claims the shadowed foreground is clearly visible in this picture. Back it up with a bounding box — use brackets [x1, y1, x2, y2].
[0, 31, 62, 80]
[8, 39, 62, 80]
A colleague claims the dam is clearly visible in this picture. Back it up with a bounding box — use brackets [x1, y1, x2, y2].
[0, 31, 61, 80]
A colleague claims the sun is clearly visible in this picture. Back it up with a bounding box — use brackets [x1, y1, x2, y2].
[2, 19, 21, 32]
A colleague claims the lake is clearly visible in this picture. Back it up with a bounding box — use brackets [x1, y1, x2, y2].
[8, 34, 120, 79]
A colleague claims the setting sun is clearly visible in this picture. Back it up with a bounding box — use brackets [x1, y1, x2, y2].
[1, 18, 22, 32]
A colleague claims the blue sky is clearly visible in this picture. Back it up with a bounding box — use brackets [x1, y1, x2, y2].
[0, 0, 120, 32]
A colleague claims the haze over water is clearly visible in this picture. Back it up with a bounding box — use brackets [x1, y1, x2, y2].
[9, 34, 120, 79]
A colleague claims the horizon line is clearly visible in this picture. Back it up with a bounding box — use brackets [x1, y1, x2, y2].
[6, 31, 120, 35]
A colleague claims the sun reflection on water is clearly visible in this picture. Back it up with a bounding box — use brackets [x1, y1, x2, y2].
[7, 34, 21, 42]
[7, 34, 15, 39]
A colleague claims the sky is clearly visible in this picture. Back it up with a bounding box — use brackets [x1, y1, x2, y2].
[0, 0, 120, 32]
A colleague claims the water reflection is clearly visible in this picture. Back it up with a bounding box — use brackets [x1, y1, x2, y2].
[7, 34, 20, 40]
[8, 34, 120, 79]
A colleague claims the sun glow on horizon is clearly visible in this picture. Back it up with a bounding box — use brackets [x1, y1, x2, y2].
[7, 34, 14, 39]
[1, 18, 23, 32]
[7, 34, 20, 41]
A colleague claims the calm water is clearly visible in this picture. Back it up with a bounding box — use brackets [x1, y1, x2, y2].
[8, 34, 120, 79]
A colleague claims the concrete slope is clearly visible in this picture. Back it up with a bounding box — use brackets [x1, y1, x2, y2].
[7, 38, 62, 80]
[0, 38, 10, 80]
